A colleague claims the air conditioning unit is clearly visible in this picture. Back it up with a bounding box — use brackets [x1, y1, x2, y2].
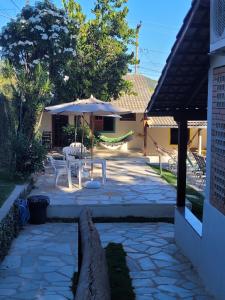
[210, 0, 225, 52]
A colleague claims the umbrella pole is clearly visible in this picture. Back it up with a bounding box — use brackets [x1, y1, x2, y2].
[75, 115, 78, 144]
[81, 114, 85, 159]
[90, 113, 94, 176]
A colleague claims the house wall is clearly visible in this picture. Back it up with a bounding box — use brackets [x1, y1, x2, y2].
[146, 127, 207, 156]
[39, 112, 207, 154]
[175, 48, 225, 300]
[38, 112, 75, 133]
[39, 112, 144, 150]
[97, 113, 145, 151]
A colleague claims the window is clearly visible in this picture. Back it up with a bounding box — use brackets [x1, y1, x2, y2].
[170, 128, 190, 145]
[120, 113, 136, 121]
[94, 116, 115, 132]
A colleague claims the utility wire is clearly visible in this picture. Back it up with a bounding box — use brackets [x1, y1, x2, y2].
[0, 8, 17, 11]
[130, 65, 162, 73]
[129, 19, 178, 32]
[9, 0, 20, 11]
[0, 13, 12, 19]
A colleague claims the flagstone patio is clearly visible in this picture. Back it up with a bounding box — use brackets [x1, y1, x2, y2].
[31, 156, 177, 218]
[0, 222, 213, 299]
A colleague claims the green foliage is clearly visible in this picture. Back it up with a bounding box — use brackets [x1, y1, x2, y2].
[105, 243, 135, 300]
[0, 94, 15, 170]
[11, 133, 47, 180]
[63, 0, 135, 101]
[99, 130, 134, 143]
[2, 62, 53, 139]
[62, 124, 97, 148]
[0, 180, 15, 207]
[0, 1, 78, 102]
[0, 62, 50, 179]
[1, 0, 135, 102]
[149, 164, 204, 220]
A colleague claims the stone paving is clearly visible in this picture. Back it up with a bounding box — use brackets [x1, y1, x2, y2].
[31, 157, 176, 207]
[0, 222, 213, 300]
[96, 223, 213, 300]
[0, 223, 76, 300]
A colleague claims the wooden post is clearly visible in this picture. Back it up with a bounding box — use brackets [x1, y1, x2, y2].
[159, 155, 162, 175]
[135, 22, 142, 74]
[198, 128, 202, 155]
[90, 113, 94, 160]
[143, 122, 148, 156]
[176, 120, 188, 207]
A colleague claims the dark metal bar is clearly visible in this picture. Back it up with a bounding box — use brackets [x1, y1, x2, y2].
[176, 120, 188, 207]
[78, 224, 82, 276]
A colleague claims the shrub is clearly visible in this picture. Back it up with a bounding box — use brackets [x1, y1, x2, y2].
[11, 133, 47, 179]
[63, 124, 98, 149]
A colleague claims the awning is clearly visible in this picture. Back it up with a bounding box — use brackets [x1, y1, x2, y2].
[147, 0, 210, 120]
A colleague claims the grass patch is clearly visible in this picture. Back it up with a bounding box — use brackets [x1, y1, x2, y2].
[149, 164, 204, 220]
[71, 243, 135, 299]
[105, 243, 135, 300]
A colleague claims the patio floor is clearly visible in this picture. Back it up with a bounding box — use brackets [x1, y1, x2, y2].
[0, 223, 213, 299]
[31, 156, 177, 218]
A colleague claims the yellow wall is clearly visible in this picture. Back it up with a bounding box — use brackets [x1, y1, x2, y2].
[38, 111, 75, 133]
[39, 112, 207, 153]
[102, 113, 144, 150]
[146, 127, 207, 155]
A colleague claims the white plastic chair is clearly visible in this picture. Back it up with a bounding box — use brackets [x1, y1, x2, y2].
[69, 142, 87, 157]
[62, 146, 76, 159]
[47, 156, 72, 188]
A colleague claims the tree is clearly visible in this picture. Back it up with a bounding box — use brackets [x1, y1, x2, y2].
[1, 61, 52, 178]
[0, 0, 78, 102]
[63, 0, 135, 101]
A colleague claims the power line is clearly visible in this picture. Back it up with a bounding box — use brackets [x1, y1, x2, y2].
[130, 65, 162, 74]
[139, 47, 168, 55]
[0, 13, 12, 19]
[9, 0, 20, 11]
[129, 19, 178, 32]
[139, 67, 162, 73]
[0, 8, 17, 11]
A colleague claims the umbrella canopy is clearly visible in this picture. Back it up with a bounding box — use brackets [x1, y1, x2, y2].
[45, 95, 130, 165]
[45, 95, 130, 115]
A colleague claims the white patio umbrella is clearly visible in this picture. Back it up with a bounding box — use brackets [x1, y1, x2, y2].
[45, 95, 130, 160]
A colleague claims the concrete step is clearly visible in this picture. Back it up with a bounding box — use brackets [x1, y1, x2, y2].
[47, 203, 176, 219]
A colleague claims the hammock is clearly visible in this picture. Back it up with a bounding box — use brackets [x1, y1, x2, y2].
[99, 131, 134, 150]
[148, 128, 199, 158]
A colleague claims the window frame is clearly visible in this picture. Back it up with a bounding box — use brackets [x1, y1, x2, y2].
[94, 116, 115, 133]
[120, 113, 136, 121]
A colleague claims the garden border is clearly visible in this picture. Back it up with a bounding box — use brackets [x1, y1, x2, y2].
[0, 183, 32, 262]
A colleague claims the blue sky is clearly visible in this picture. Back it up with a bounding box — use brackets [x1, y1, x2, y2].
[0, 0, 192, 80]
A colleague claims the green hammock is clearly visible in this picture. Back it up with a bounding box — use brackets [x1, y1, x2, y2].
[99, 131, 134, 144]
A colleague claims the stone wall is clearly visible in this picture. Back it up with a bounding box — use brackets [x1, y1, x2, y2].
[0, 184, 31, 262]
[0, 203, 20, 261]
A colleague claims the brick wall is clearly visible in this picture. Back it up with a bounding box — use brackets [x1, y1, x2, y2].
[211, 66, 225, 215]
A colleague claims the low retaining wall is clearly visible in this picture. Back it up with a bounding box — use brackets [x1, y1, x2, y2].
[0, 184, 31, 261]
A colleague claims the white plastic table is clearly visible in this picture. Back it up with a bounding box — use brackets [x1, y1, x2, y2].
[68, 158, 106, 189]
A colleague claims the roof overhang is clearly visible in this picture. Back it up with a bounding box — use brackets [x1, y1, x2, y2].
[147, 117, 207, 128]
[147, 0, 210, 120]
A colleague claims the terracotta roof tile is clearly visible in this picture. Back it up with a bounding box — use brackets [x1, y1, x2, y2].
[112, 74, 156, 113]
[147, 117, 207, 128]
